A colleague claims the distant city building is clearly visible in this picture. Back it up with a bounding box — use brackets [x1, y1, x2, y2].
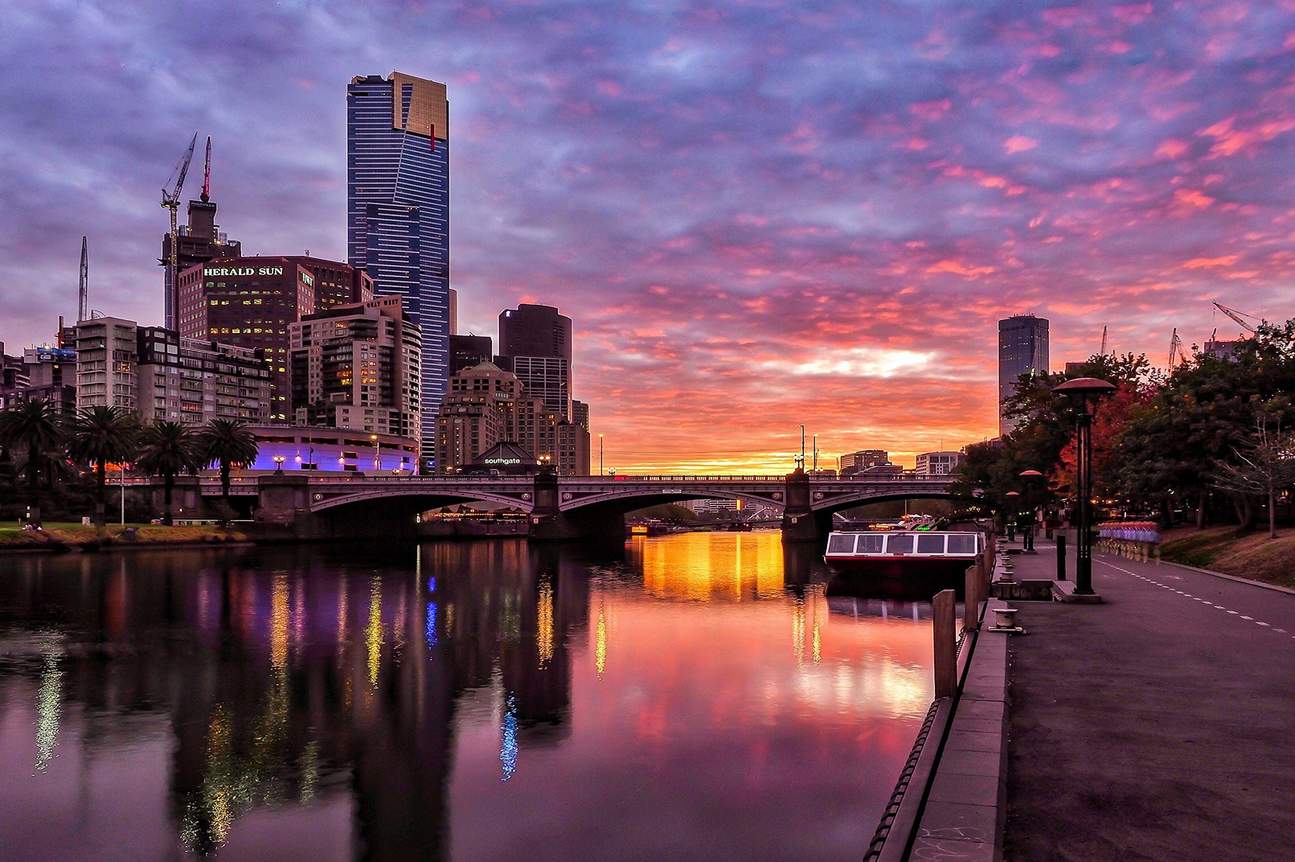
[162, 186, 241, 330]
[289, 295, 422, 441]
[999, 315, 1049, 436]
[861, 463, 903, 476]
[1204, 339, 1242, 362]
[572, 399, 589, 430]
[348, 71, 451, 460]
[682, 499, 742, 515]
[177, 255, 370, 421]
[435, 361, 588, 474]
[497, 304, 572, 420]
[449, 334, 493, 376]
[21, 344, 77, 416]
[839, 449, 891, 476]
[916, 450, 964, 476]
[75, 317, 270, 424]
[0, 343, 30, 409]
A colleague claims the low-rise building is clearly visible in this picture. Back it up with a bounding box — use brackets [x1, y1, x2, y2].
[915, 450, 964, 475]
[839, 449, 891, 476]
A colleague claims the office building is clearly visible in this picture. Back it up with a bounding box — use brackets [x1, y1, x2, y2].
[247, 425, 418, 473]
[497, 304, 572, 419]
[289, 296, 422, 441]
[75, 317, 270, 423]
[348, 71, 451, 460]
[162, 184, 242, 330]
[572, 400, 589, 430]
[22, 344, 78, 416]
[998, 315, 1049, 436]
[177, 255, 371, 421]
[839, 449, 891, 476]
[0, 344, 30, 409]
[916, 451, 964, 476]
[449, 334, 493, 376]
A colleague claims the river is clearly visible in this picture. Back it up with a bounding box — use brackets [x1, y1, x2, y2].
[0, 532, 936, 861]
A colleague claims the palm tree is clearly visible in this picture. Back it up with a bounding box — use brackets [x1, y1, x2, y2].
[196, 418, 258, 522]
[67, 406, 139, 528]
[0, 399, 64, 527]
[136, 421, 202, 525]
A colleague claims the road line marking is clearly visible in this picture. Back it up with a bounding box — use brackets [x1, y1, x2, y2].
[1228, 610, 1240, 615]
[1240, 615, 1254, 621]
[1256, 622, 1270, 627]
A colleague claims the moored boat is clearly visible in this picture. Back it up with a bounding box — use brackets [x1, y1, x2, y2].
[823, 530, 982, 578]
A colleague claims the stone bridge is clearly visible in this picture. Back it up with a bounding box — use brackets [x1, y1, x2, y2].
[142, 471, 959, 541]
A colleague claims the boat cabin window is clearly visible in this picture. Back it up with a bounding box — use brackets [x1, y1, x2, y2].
[885, 534, 914, 554]
[947, 534, 978, 554]
[855, 534, 884, 553]
[917, 534, 945, 554]
[827, 534, 854, 554]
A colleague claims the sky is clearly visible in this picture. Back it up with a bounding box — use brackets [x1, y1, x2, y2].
[2, 0, 1294, 471]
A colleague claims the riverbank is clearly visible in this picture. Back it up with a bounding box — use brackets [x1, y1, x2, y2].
[1159, 525, 1295, 589]
[0, 522, 250, 552]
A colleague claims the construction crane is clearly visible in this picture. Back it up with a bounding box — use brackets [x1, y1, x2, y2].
[1168, 328, 1188, 369]
[200, 135, 212, 202]
[1211, 301, 1259, 334]
[78, 236, 88, 322]
[161, 132, 198, 321]
[1099, 325, 1108, 357]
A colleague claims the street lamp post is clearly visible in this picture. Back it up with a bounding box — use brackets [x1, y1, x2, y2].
[599, 434, 604, 476]
[1053, 377, 1117, 595]
[370, 433, 380, 472]
[273, 455, 286, 474]
[1018, 469, 1044, 552]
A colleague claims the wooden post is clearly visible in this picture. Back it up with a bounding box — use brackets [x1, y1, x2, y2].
[964, 565, 980, 633]
[933, 589, 957, 699]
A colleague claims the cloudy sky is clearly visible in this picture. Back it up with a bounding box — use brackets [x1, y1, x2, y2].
[2, 0, 1293, 470]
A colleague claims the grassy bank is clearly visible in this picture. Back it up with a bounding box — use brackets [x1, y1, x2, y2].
[1160, 526, 1295, 589]
[0, 521, 249, 551]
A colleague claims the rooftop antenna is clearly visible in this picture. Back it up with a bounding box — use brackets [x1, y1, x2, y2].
[78, 236, 88, 322]
[200, 135, 212, 202]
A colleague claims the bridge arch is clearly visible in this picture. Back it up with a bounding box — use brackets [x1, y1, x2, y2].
[312, 488, 534, 514]
[560, 488, 782, 515]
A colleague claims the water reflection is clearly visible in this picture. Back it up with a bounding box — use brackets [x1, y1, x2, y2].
[0, 534, 936, 861]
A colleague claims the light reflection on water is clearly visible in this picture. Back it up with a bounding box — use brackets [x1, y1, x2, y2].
[0, 533, 936, 861]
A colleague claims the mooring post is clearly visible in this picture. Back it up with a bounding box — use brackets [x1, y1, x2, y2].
[933, 589, 957, 699]
[964, 565, 980, 633]
[1056, 533, 1067, 581]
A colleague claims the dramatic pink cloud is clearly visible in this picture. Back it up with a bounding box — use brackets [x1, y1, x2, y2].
[1, 0, 1294, 471]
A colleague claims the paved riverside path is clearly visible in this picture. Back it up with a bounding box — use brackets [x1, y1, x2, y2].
[1003, 542, 1295, 861]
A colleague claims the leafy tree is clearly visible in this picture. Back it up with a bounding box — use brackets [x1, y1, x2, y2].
[0, 399, 65, 527]
[196, 419, 258, 522]
[67, 406, 139, 528]
[1211, 400, 1295, 538]
[136, 421, 202, 525]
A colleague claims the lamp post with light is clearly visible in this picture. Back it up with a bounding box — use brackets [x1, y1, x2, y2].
[370, 433, 380, 472]
[1004, 490, 1021, 541]
[1053, 377, 1117, 595]
[599, 433, 604, 476]
[1018, 469, 1044, 552]
[273, 455, 286, 474]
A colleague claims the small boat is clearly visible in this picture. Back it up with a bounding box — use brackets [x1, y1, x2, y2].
[628, 523, 650, 537]
[824, 530, 983, 578]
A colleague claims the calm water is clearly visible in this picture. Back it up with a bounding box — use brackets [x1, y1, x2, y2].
[0, 533, 936, 861]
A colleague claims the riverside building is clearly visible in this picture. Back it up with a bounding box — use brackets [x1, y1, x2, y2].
[347, 71, 451, 459]
[496, 304, 572, 420]
[998, 315, 1049, 436]
[288, 296, 422, 442]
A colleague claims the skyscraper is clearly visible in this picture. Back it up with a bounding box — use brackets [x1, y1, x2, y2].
[497, 304, 572, 420]
[998, 315, 1049, 436]
[161, 184, 241, 330]
[347, 72, 450, 465]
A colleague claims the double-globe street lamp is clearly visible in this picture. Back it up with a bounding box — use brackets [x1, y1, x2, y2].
[1053, 377, 1117, 595]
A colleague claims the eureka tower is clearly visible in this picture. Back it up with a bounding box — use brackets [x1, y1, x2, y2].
[347, 72, 449, 465]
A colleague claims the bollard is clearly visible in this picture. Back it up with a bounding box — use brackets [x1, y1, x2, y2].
[933, 589, 957, 699]
[1056, 534, 1067, 581]
[964, 565, 980, 633]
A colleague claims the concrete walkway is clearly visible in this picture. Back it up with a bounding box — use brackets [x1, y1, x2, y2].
[1003, 542, 1295, 861]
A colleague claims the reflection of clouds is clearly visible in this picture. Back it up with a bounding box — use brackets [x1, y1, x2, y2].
[639, 532, 786, 602]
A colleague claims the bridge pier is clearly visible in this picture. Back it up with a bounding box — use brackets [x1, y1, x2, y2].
[780, 469, 827, 544]
[528, 470, 625, 541]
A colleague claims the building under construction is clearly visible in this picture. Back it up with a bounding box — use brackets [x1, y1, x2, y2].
[160, 137, 241, 330]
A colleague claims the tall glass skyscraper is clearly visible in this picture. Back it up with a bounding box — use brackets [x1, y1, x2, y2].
[347, 72, 449, 465]
[998, 315, 1049, 437]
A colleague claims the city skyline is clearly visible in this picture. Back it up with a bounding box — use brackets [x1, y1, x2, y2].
[2, 2, 1293, 470]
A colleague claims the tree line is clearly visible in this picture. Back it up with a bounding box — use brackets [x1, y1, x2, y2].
[950, 319, 1295, 537]
[0, 402, 259, 527]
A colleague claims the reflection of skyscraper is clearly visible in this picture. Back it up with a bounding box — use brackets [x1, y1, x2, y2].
[348, 72, 450, 463]
[998, 315, 1049, 436]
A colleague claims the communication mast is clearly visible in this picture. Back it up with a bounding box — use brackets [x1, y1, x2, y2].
[160, 132, 198, 323]
[78, 236, 88, 322]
